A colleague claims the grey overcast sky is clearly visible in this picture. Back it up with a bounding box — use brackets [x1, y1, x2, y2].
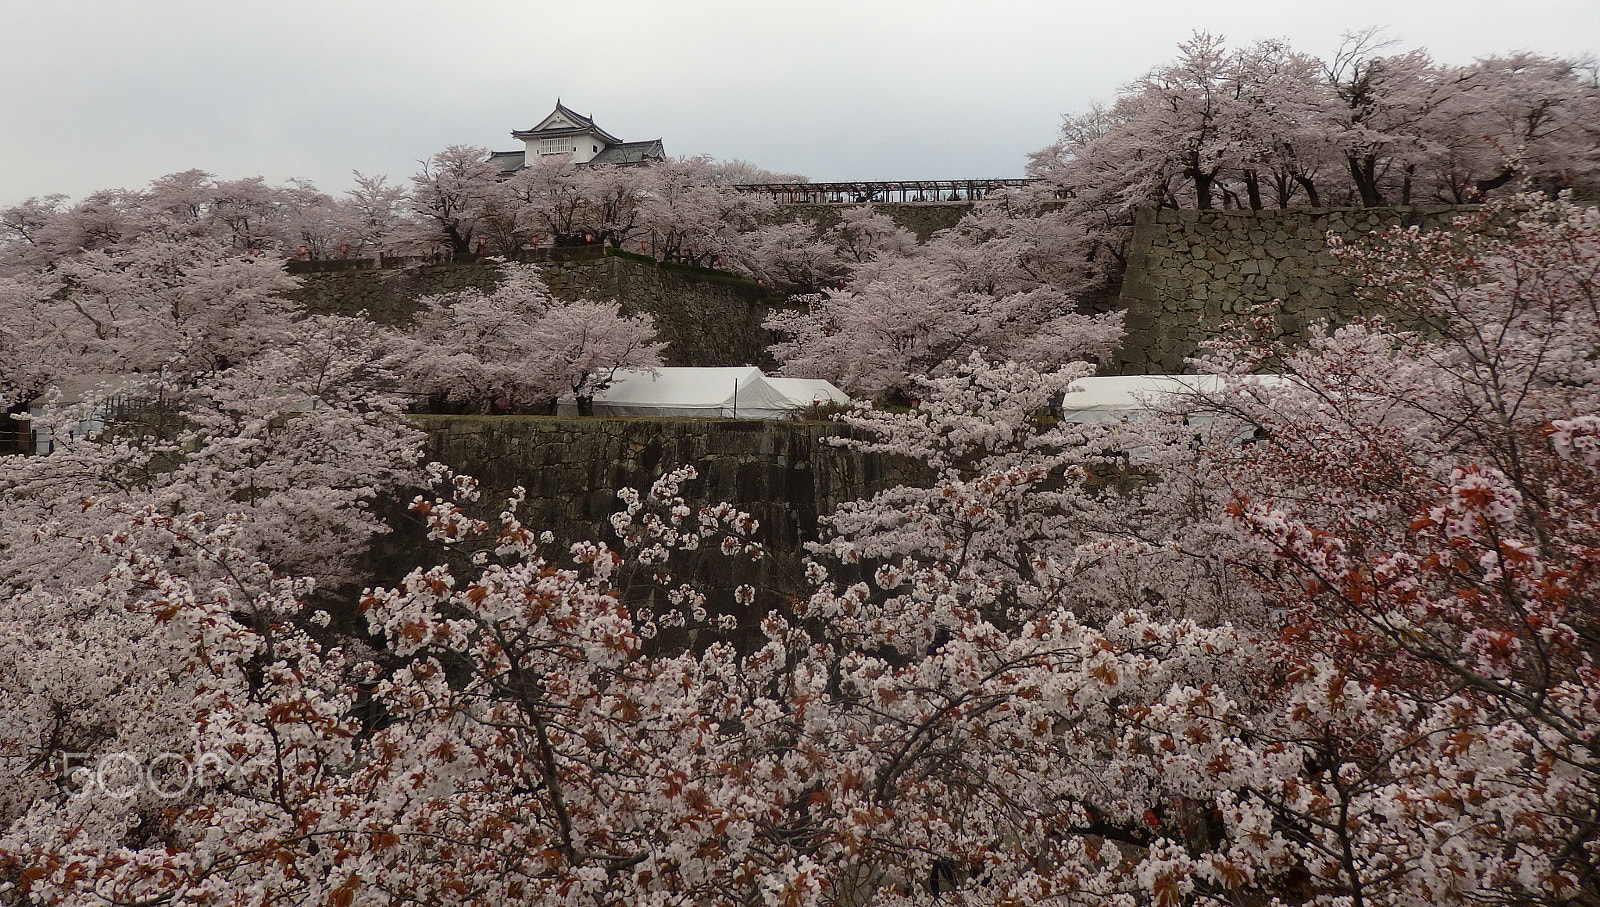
[2, 0, 1596, 206]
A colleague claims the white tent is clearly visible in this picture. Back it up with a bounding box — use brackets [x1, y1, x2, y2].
[765, 378, 852, 411]
[557, 367, 851, 419]
[1057, 374, 1234, 423]
[1058, 374, 1289, 451]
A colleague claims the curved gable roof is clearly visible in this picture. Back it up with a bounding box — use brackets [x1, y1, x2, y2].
[511, 100, 622, 145]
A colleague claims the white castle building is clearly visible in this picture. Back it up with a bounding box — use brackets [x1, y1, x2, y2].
[490, 101, 666, 174]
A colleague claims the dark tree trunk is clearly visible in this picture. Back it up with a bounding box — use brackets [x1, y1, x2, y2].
[1186, 150, 1215, 210]
[1292, 173, 1322, 208]
[1193, 172, 1214, 210]
[1475, 167, 1518, 195]
[1348, 155, 1385, 206]
[1273, 173, 1292, 208]
[443, 223, 473, 261]
[1244, 171, 1264, 211]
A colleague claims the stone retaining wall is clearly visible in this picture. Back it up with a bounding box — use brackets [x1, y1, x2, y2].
[290, 206, 1475, 378]
[1114, 206, 1462, 373]
[360, 416, 927, 624]
[769, 202, 973, 242]
[291, 252, 779, 368]
[416, 415, 916, 550]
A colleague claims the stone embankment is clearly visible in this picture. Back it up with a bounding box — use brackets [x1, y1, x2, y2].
[359, 416, 929, 617]
[291, 250, 779, 368]
[1114, 206, 1460, 373]
[769, 202, 973, 242]
[416, 415, 915, 550]
[291, 205, 1475, 376]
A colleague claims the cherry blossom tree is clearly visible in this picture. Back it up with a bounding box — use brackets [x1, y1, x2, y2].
[1, 170, 380, 271]
[523, 299, 667, 413]
[385, 262, 664, 413]
[42, 234, 299, 378]
[1323, 39, 1461, 207]
[1019, 31, 1600, 323]
[0, 272, 68, 407]
[407, 145, 506, 260]
[740, 206, 917, 293]
[498, 155, 586, 250]
[740, 220, 851, 291]
[1225, 39, 1339, 209]
[1450, 52, 1600, 199]
[498, 155, 651, 252]
[729, 192, 1600, 907]
[829, 204, 919, 265]
[0, 189, 160, 274]
[1035, 31, 1599, 222]
[0, 232, 302, 414]
[6, 47, 1600, 907]
[1025, 117, 1155, 301]
[636, 157, 776, 268]
[766, 258, 1122, 400]
[810, 355, 1271, 630]
[1131, 31, 1243, 211]
[1169, 193, 1600, 904]
[1021, 35, 1299, 307]
[0, 195, 74, 273]
[1033, 33, 1336, 214]
[342, 171, 409, 256]
[0, 334, 419, 903]
[0, 464, 772, 907]
[6, 196, 1599, 903]
[0, 505, 357, 905]
[207, 176, 295, 252]
[0, 214, 420, 592]
[1, 318, 423, 594]
[700, 158, 809, 186]
[273, 179, 362, 261]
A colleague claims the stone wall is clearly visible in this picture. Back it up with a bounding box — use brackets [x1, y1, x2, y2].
[1113, 206, 1462, 373]
[769, 202, 973, 242]
[586, 254, 777, 368]
[415, 415, 917, 551]
[363, 416, 928, 620]
[291, 251, 780, 368]
[291, 262, 499, 325]
[289, 205, 1476, 379]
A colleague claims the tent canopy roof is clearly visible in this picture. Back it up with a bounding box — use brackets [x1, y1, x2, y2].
[558, 368, 851, 419]
[1061, 375, 1229, 416]
[1059, 374, 1288, 421]
[765, 378, 852, 408]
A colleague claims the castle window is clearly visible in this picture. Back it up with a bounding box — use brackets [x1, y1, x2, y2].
[538, 137, 574, 155]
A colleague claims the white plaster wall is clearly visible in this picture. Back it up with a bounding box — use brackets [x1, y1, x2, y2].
[523, 130, 605, 164]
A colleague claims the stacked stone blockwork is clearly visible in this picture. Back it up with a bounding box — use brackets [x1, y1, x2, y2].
[1114, 206, 1461, 374]
[291, 250, 778, 368]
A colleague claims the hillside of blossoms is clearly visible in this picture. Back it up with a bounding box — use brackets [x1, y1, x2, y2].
[2, 32, 1599, 907]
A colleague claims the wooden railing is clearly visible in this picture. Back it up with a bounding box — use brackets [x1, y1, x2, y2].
[732, 178, 1040, 204]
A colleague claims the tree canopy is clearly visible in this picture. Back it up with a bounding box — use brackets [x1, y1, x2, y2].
[3, 30, 1600, 907]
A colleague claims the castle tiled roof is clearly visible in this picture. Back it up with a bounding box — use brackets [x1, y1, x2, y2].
[590, 139, 666, 165]
[511, 101, 622, 146]
[488, 150, 526, 174]
[493, 103, 664, 172]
